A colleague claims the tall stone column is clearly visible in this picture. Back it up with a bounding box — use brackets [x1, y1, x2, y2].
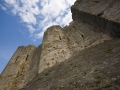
[38, 25, 72, 73]
[0, 45, 36, 90]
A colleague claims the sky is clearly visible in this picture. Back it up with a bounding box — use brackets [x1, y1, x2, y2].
[0, 0, 76, 74]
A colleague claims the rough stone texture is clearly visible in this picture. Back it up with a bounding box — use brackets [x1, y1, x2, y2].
[63, 21, 111, 53]
[0, 45, 39, 90]
[72, 0, 120, 38]
[38, 22, 111, 74]
[38, 26, 72, 73]
[21, 39, 120, 90]
[0, 0, 120, 90]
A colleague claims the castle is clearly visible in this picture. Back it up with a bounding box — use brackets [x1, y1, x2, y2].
[0, 0, 120, 90]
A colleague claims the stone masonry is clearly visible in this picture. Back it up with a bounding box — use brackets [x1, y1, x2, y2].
[0, 45, 43, 90]
[0, 0, 120, 90]
[38, 26, 72, 73]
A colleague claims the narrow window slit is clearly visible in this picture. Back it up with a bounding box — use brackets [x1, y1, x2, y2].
[25, 55, 29, 61]
[59, 36, 61, 40]
[73, 26, 77, 30]
[15, 56, 19, 62]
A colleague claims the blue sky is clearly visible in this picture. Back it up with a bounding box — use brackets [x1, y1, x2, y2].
[0, 0, 75, 74]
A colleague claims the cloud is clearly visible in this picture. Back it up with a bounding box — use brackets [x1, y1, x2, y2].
[35, 21, 58, 39]
[0, 4, 7, 10]
[2, 0, 76, 39]
[27, 25, 35, 34]
[19, 12, 37, 25]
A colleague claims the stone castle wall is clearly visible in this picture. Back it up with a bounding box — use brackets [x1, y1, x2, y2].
[0, 45, 38, 90]
[38, 23, 111, 73]
[72, 0, 120, 38]
[0, 0, 120, 90]
[0, 21, 111, 90]
[38, 25, 72, 73]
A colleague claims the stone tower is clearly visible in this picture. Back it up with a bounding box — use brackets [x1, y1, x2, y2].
[0, 45, 41, 90]
[0, 23, 111, 90]
[0, 0, 120, 89]
[38, 25, 72, 73]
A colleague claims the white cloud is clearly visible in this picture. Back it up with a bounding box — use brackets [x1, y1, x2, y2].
[27, 25, 35, 34]
[36, 21, 58, 39]
[61, 11, 73, 26]
[56, 16, 62, 23]
[19, 12, 37, 25]
[4, 0, 17, 5]
[4, 0, 40, 25]
[0, 4, 7, 10]
[2, 0, 76, 39]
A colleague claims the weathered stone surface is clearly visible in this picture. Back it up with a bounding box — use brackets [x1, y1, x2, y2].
[21, 39, 120, 90]
[38, 25, 72, 73]
[72, 0, 120, 38]
[63, 21, 111, 52]
[0, 0, 120, 90]
[0, 45, 37, 90]
[38, 22, 111, 74]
